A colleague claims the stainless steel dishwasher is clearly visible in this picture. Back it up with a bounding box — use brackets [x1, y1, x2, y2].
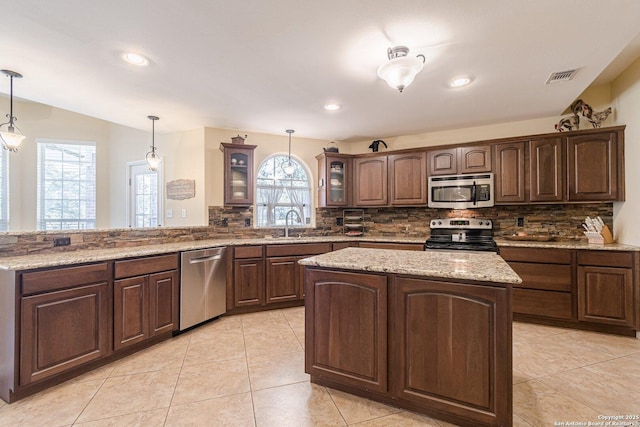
[180, 247, 227, 331]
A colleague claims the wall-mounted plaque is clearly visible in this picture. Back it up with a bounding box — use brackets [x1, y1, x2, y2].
[166, 179, 196, 200]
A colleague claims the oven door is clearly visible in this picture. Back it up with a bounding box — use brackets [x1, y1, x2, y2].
[428, 174, 494, 209]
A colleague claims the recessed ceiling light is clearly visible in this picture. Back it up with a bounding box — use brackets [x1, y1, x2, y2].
[324, 104, 341, 111]
[122, 52, 149, 66]
[449, 77, 471, 88]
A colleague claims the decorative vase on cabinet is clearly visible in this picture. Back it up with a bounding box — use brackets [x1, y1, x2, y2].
[220, 143, 257, 206]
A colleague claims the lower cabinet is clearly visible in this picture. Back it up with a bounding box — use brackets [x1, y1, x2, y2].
[233, 257, 265, 307]
[113, 254, 179, 351]
[266, 256, 299, 303]
[20, 280, 110, 386]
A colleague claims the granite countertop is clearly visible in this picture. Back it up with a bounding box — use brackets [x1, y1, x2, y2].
[299, 247, 522, 285]
[0, 234, 637, 271]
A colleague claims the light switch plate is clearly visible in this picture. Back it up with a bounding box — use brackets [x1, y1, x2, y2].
[166, 209, 173, 218]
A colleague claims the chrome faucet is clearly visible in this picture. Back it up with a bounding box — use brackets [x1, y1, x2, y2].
[284, 209, 302, 238]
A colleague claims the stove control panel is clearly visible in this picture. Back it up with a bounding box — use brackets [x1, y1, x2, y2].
[429, 218, 492, 229]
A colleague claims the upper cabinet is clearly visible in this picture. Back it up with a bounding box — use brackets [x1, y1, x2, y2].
[567, 130, 623, 201]
[317, 153, 351, 207]
[529, 137, 564, 202]
[494, 142, 526, 203]
[354, 156, 388, 206]
[220, 143, 257, 207]
[388, 152, 427, 205]
[427, 146, 491, 176]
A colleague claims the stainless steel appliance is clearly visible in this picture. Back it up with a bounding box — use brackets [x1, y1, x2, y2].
[428, 173, 494, 209]
[425, 218, 497, 252]
[180, 247, 227, 331]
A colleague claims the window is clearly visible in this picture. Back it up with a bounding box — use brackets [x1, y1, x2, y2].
[256, 155, 312, 228]
[0, 149, 7, 231]
[37, 140, 96, 230]
[128, 161, 162, 228]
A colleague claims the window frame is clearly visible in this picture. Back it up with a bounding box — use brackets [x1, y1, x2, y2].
[0, 148, 8, 231]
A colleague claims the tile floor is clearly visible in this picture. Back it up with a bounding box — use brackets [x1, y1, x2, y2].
[1, 307, 640, 426]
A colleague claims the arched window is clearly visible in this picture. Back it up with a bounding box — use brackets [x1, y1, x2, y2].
[256, 155, 312, 228]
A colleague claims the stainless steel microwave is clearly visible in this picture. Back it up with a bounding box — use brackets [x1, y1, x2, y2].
[428, 173, 494, 209]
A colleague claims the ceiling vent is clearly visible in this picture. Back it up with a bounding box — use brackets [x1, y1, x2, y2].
[545, 69, 579, 84]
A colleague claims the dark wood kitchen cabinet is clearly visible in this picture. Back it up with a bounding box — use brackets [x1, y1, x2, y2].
[494, 141, 526, 203]
[388, 152, 427, 205]
[220, 142, 257, 207]
[317, 152, 352, 207]
[232, 246, 265, 308]
[577, 251, 634, 327]
[19, 263, 111, 386]
[427, 145, 491, 176]
[567, 130, 622, 201]
[113, 254, 179, 351]
[529, 137, 564, 202]
[353, 156, 388, 206]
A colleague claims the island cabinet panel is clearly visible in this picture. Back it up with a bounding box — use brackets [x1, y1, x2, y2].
[567, 131, 619, 201]
[353, 156, 388, 206]
[391, 277, 511, 426]
[529, 137, 564, 202]
[305, 269, 388, 393]
[493, 142, 526, 203]
[20, 282, 110, 386]
[388, 152, 427, 205]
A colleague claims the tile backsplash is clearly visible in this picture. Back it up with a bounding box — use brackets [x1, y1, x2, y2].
[0, 203, 614, 257]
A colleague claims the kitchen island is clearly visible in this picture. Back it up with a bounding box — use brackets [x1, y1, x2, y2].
[299, 248, 522, 427]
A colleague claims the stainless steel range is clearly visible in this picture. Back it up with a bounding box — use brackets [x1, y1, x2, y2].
[425, 218, 497, 252]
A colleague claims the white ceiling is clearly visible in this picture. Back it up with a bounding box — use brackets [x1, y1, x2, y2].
[1, 0, 640, 142]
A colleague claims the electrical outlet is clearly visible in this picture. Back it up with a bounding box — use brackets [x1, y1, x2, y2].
[336, 217, 344, 226]
[516, 217, 524, 227]
[181, 209, 187, 218]
[221, 217, 228, 227]
[53, 237, 71, 247]
[244, 218, 251, 227]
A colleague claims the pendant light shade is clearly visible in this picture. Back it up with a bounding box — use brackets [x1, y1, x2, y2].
[377, 46, 425, 93]
[146, 115, 161, 171]
[283, 129, 295, 175]
[0, 70, 25, 152]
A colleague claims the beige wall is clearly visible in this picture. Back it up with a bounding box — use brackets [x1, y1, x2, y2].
[6, 99, 111, 230]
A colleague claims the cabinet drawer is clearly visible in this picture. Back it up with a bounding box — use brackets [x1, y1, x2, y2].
[513, 289, 573, 320]
[509, 262, 572, 291]
[499, 247, 572, 264]
[114, 254, 179, 279]
[234, 245, 263, 259]
[577, 251, 633, 268]
[266, 243, 332, 257]
[22, 263, 109, 295]
[359, 242, 424, 251]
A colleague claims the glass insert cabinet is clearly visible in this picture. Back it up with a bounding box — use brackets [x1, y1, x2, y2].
[220, 143, 257, 206]
[317, 152, 351, 207]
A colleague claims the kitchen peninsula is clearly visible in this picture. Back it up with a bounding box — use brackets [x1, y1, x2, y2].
[300, 247, 522, 427]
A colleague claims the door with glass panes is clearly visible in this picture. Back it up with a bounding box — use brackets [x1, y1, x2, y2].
[128, 161, 162, 227]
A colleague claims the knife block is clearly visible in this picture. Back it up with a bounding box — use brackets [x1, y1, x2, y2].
[600, 225, 614, 244]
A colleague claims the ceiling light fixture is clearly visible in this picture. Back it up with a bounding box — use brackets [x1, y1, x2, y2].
[324, 104, 341, 111]
[450, 77, 471, 88]
[0, 69, 25, 152]
[122, 52, 149, 66]
[377, 46, 425, 93]
[146, 115, 161, 171]
[283, 129, 295, 176]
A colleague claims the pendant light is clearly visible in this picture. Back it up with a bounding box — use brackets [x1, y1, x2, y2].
[283, 129, 295, 175]
[0, 70, 25, 152]
[146, 115, 161, 171]
[377, 46, 425, 93]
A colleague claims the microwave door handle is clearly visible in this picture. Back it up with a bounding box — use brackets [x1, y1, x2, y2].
[471, 181, 477, 206]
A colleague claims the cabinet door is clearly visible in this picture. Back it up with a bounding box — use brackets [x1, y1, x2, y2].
[321, 155, 350, 207]
[266, 256, 299, 303]
[305, 269, 387, 393]
[578, 266, 634, 327]
[354, 157, 388, 206]
[427, 148, 457, 176]
[221, 143, 256, 207]
[567, 132, 618, 201]
[458, 145, 492, 174]
[494, 142, 525, 203]
[20, 283, 110, 385]
[529, 137, 564, 202]
[149, 270, 179, 336]
[392, 277, 511, 426]
[233, 258, 265, 307]
[388, 152, 427, 205]
[114, 276, 149, 351]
